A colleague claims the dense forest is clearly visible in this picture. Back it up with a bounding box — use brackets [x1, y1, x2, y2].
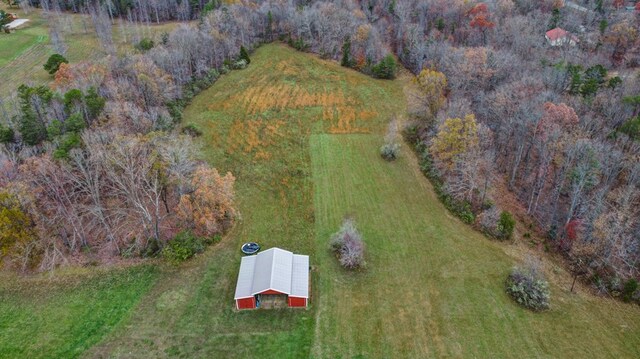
[1, 0, 639, 301]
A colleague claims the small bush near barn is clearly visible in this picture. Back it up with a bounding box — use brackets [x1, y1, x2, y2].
[330, 218, 366, 270]
[506, 264, 550, 311]
[162, 231, 206, 263]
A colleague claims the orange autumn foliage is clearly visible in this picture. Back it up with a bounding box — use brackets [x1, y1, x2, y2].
[176, 166, 236, 237]
[52, 63, 74, 90]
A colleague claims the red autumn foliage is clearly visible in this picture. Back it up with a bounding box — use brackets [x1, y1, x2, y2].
[469, 3, 489, 16]
[566, 219, 581, 242]
[470, 15, 495, 30]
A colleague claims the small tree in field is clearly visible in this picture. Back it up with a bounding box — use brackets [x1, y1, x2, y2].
[506, 259, 550, 311]
[44, 54, 68, 75]
[380, 118, 400, 161]
[330, 218, 365, 270]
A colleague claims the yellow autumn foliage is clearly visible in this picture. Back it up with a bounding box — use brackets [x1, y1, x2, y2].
[430, 114, 479, 169]
[415, 68, 447, 118]
[176, 166, 236, 237]
[0, 190, 37, 257]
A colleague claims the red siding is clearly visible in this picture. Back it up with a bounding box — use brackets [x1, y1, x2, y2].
[236, 297, 256, 310]
[288, 296, 307, 307]
[259, 289, 286, 295]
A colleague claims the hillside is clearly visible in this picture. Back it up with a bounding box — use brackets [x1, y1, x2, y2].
[79, 44, 640, 358]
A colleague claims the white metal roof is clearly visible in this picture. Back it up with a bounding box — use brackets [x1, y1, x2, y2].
[234, 255, 257, 299]
[233, 247, 309, 300]
[6, 19, 30, 30]
[290, 254, 309, 298]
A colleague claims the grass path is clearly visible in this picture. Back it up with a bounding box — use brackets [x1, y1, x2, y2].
[0, 266, 159, 358]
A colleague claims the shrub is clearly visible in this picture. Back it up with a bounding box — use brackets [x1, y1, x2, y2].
[497, 211, 516, 240]
[477, 206, 500, 237]
[239, 45, 251, 64]
[181, 124, 203, 137]
[506, 266, 550, 311]
[0, 191, 37, 259]
[135, 38, 155, 52]
[623, 279, 638, 302]
[380, 118, 400, 161]
[330, 218, 366, 270]
[620, 116, 639, 141]
[380, 143, 400, 161]
[341, 36, 352, 67]
[43, 54, 68, 75]
[161, 32, 169, 45]
[53, 132, 83, 160]
[289, 37, 309, 51]
[371, 54, 397, 79]
[162, 231, 206, 263]
[0, 123, 14, 144]
[233, 59, 248, 70]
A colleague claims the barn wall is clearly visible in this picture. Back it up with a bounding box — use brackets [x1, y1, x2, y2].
[236, 297, 256, 310]
[288, 296, 307, 307]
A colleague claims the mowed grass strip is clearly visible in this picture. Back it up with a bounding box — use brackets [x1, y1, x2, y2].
[310, 134, 640, 358]
[0, 265, 159, 359]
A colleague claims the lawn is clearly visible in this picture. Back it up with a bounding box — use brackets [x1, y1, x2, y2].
[0, 4, 181, 99]
[84, 42, 405, 358]
[0, 265, 158, 359]
[1, 43, 639, 358]
[311, 134, 640, 358]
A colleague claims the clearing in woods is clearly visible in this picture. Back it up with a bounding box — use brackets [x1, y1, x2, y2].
[1, 44, 639, 358]
[0, 4, 180, 99]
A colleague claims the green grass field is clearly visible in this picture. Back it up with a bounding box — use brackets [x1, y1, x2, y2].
[0, 266, 158, 358]
[311, 134, 640, 357]
[0, 4, 180, 99]
[1, 44, 639, 358]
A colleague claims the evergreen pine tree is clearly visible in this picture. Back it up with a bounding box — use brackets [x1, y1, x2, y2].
[341, 36, 352, 67]
[240, 46, 251, 64]
[17, 85, 50, 146]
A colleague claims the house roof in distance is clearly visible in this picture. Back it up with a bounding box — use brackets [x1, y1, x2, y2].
[546, 27, 569, 41]
[5, 19, 30, 30]
[234, 248, 309, 300]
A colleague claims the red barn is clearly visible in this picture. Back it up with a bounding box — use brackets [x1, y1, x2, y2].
[234, 247, 309, 310]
